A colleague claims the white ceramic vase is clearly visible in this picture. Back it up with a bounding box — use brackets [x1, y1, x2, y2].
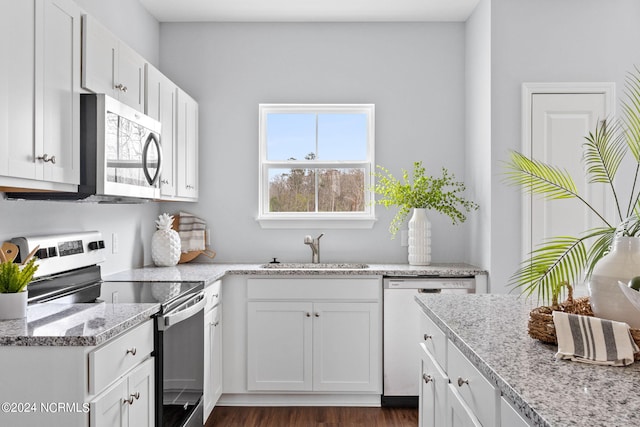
[588, 236, 640, 328]
[0, 291, 27, 320]
[408, 208, 431, 266]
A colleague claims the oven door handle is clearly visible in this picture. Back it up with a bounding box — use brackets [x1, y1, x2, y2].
[158, 291, 205, 331]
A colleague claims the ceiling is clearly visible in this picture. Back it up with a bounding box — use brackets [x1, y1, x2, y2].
[139, 0, 481, 23]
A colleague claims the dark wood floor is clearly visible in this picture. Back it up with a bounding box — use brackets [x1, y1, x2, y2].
[205, 406, 418, 427]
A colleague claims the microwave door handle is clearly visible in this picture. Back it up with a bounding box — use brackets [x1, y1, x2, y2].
[142, 133, 161, 186]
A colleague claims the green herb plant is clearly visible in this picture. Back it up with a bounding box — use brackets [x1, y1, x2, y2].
[503, 67, 640, 305]
[0, 258, 38, 293]
[372, 161, 479, 237]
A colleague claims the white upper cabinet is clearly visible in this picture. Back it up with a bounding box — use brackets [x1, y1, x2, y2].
[0, 0, 80, 191]
[145, 64, 177, 198]
[82, 14, 145, 112]
[176, 88, 199, 200]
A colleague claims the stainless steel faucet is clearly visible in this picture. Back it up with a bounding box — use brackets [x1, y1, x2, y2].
[304, 233, 324, 263]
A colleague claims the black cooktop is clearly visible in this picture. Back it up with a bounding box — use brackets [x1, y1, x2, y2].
[98, 280, 204, 310]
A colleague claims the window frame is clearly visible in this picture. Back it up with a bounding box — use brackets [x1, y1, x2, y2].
[257, 103, 376, 229]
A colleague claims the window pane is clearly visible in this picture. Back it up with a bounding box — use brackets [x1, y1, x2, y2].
[268, 168, 316, 212]
[318, 168, 365, 212]
[266, 113, 316, 160]
[317, 114, 367, 160]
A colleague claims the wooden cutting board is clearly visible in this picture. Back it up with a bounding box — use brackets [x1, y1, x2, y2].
[0, 242, 19, 263]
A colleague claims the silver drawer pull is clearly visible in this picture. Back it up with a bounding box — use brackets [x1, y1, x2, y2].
[212, 321, 219, 327]
[125, 347, 137, 356]
[422, 373, 432, 384]
[423, 334, 432, 341]
[212, 294, 219, 298]
[314, 313, 320, 318]
[457, 377, 469, 387]
[115, 83, 128, 93]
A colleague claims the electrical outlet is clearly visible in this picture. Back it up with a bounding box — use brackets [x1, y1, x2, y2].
[112, 233, 118, 254]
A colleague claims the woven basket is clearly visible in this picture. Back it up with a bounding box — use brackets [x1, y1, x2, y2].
[528, 289, 640, 358]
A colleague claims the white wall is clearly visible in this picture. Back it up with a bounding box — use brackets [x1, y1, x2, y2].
[0, 0, 162, 276]
[489, 0, 640, 293]
[159, 23, 472, 264]
[464, 0, 491, 275]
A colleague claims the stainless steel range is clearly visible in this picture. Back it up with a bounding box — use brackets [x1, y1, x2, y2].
[13, 232, 205, 427]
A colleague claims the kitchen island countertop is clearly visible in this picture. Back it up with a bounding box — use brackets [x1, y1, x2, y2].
[416, 293, 640, 427]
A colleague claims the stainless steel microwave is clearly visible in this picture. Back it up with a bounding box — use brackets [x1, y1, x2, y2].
[79, 94, 162, 200]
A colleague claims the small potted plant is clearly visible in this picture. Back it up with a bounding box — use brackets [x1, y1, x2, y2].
[372, 161, 479, 265]
[0, 257, 38, 320]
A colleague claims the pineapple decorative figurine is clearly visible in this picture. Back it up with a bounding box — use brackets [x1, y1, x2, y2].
[151, 213, 181, 266]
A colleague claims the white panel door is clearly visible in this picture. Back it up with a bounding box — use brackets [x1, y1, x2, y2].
[523, 85, 614, 265]
[312, 302, 380, 392]
[247, 301, 313, 391]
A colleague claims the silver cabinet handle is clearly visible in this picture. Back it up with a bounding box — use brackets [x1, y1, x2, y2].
[423, 334, 432, 341]
[212, 321, 219, 327]
[422, 373, 432, 384]
[314, 313, 320, 317]
[125, 347, 137, 356]
[457, 377, 469, 387]
[123, 392, 140, 405]
[37, 154, 56, 164]
[306, 312, 311, 317]
[161, 179, 169, 184]
[115, 83, 128, 93]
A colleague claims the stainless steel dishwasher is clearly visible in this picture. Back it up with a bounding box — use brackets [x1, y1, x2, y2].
[382, 276, 475, 407]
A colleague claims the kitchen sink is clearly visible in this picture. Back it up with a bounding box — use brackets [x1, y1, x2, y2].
[260, 262, 370, 269]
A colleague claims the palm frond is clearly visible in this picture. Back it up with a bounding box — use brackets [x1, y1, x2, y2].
[584, 227, 616, 279]
[503, 151, 578, 200]
[623, 66, 640, 162]
[509, 235, 587, 304]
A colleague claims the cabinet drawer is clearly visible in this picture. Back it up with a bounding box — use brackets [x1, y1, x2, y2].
[89, 320, 154, 394]
[501, 396, 531, 427]
[247, 278, 380, 301]
[205, 280, 221, 311]
[447, 341, 497, 427]
[419, 311, 447, 370]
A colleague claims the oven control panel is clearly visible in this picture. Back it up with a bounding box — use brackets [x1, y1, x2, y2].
[11, 231, 106, 278]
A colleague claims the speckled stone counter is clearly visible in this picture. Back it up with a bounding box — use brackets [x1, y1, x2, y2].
[0, 301, 159, 346]
[105, 262, 486, 282]
[416, 294, 640, 427]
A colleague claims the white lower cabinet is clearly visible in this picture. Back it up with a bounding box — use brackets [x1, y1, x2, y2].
[447, 385, 482, 427]
[90, 357, 155, 427]
[418, 343, 448, 427]
[203, 281, 223, 421]
[221, 276, 381, 405]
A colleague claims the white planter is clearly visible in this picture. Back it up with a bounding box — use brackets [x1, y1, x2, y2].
[0, 291, 27, 320]
[588, 236, 640, 328]
[408, 208, 431, 266]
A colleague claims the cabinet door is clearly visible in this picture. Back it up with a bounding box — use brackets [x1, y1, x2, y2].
[91, 377, 128, 427]
[117, 43, 145, 112]
[39, 0, 81, 184]
[447, 385, 482, 427]
[247, 301, 313, 391]
[127, 358, 155, 427]
[146, 65, 177, 198]
[82, 14, 117, 98]
[419, 344, 449, 427]
[176, 88, 198, 199]
[312, 302, 380, 392]
[204, 306, 222, 420]
[0, 0, 37, 180]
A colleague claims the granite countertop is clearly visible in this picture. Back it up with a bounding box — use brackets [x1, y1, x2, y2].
[105, 262, 487, 283]
[415, 294, 640, 427]
[0, 262, 485, 347]
[0, 301, 159, 346]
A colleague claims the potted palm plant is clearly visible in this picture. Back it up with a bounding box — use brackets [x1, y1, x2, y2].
[373, 161, 478, 265]
[504, 67, 640, 326]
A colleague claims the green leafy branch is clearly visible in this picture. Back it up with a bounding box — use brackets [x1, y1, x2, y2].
[373, 161, 478, 237]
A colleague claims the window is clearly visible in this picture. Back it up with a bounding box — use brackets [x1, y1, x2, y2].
[258, 104, 375, 228]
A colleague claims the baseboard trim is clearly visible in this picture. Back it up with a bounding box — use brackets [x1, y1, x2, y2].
[217, 393, 381, 407]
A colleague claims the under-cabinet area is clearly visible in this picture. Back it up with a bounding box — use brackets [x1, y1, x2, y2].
[220, 275, 382, 406]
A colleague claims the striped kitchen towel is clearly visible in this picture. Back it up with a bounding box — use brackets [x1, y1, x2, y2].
[552, 311, 639, 366]
[178, 211, 206, 252]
